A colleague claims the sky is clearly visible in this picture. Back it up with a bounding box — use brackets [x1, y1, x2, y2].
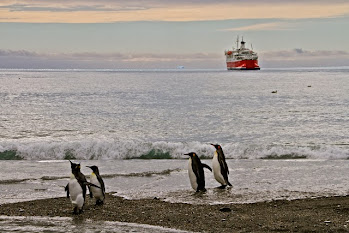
[1, 0, 349, 69]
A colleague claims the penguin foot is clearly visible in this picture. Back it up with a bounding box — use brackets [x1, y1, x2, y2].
[95, 200, 104, 206]
[196, 188, 207, 192]
[73, 207, 83, 215]
[73, 207, 79, 215]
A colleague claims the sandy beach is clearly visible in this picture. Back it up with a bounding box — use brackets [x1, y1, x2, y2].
[1, 194, 349, 232]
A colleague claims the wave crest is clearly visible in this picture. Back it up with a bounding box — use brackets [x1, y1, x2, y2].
[0, 139, 348, 160]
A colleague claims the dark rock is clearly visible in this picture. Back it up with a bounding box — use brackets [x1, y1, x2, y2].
[220, 207, 232, 212]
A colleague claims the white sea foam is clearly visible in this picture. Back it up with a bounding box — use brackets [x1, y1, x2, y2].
[0, 139, 347, 160]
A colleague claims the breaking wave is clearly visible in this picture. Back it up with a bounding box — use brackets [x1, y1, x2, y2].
[0, 139, 348, 160]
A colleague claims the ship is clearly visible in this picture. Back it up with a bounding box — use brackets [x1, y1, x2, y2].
[224, 36, 260, 70]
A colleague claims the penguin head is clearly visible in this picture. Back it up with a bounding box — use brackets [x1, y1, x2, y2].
[184, 152, 197, 158]
[69, 160, 81, 172]
[86, 165, 99, 173]
[211, 144, 221, 150]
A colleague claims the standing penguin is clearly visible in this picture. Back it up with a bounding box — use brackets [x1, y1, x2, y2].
[65, 161, 88, 214]
[87, 165, 105, 205]
[185, 152, 212, 192]
[211, 144, 232, 188]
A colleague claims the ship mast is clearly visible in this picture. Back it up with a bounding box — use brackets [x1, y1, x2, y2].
[236, 36, 239, 50]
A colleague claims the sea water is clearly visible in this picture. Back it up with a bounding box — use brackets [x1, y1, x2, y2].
[0, 215, 190, 232]
[1, 68, 347, 161]
[0, 68, 348, 229]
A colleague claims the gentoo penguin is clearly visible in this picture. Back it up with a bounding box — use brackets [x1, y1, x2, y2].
[65, 161, 88, 214]
[185, 152, 212, 192]
[211, 144, 232, 188]
[87, 165, 105, 205]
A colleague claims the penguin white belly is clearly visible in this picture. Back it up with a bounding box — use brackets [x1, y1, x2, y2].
[90, 173, 104, 200]
[68, 176, 84, 209]
[212, 153, 226, 185]
[188, 159, 198, 191]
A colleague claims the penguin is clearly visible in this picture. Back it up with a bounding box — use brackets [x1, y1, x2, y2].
[185, 152, 212, 192]
[65, 161, 88, 214]
[87, 165, 105, 205]
[211, 144, 232, 188]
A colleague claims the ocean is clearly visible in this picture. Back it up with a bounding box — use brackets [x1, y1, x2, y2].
[0, 67, 348, 231]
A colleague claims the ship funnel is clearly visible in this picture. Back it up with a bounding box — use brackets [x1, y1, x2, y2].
[240, 38, 246, 49]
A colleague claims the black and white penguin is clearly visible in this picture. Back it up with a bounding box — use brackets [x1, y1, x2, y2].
[87, 165, 105, 205]
[185, 152, 212, 192]
[211, 144, 232, 188]
[65, 161, 88, 214]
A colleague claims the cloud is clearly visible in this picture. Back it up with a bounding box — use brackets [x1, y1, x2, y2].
[260, 49, 349, 60]
[1, 49, 349, 69]
[0, 49, 220, 60]
[259, 48, 349, 67]
[0, 49, 223, 69]
[221, 22, 296, 31]
[1, 1, 349, 22]
[0, 4, 148, 12]
[0, 49, 40, 57]
[5, 0, 349, 7]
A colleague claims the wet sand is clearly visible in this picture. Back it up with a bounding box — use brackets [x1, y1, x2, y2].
[1, 194, 349, 232]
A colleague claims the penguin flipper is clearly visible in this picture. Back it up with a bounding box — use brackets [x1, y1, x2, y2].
[220, 159, 231, 185]
[192, 164, 205, 191]
[202, 163, 212, 172]
[96, 175, 106, 197]
[74, 172, 88, 200]
[217, 150, 229, 175]
[223, 160, 229, 174]
[77, 179, 87, 200]
[65, 184, 70, 198]
[84, 181, 102, 189]
[218, 156, 229, 181]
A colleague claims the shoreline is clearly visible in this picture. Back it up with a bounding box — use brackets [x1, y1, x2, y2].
[1, 194, 349, 232]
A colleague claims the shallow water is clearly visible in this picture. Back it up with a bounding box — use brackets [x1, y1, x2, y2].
[1, 159, 349, 205]
[0, 216, 190, 233]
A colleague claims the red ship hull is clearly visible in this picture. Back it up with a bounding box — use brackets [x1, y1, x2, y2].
[227, 60, 260, 70]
